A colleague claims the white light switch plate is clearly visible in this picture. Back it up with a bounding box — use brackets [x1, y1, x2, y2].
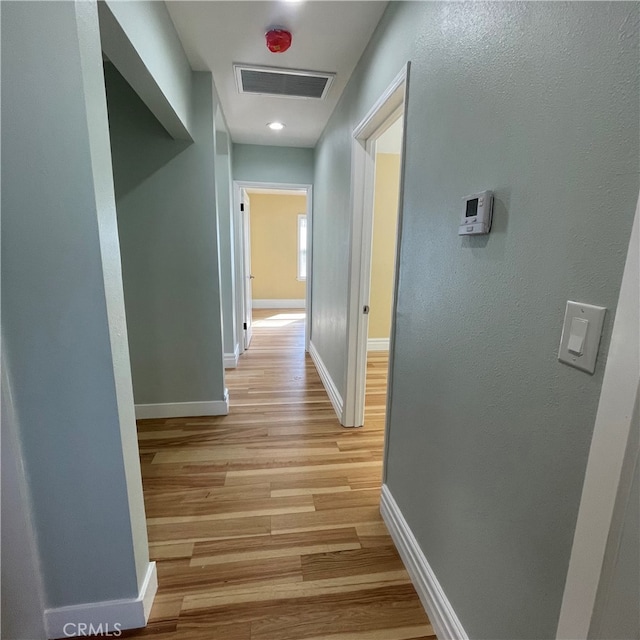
[558, 301, 606, 373]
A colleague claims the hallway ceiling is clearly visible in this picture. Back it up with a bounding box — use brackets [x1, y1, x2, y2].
[166, 1, 388, 148]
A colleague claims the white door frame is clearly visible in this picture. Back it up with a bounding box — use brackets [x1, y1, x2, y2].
[232, 180, 314, 353]
[343, 64, 409, 428]
[240, 190, 253, 350]
[556, 194, 640, 639]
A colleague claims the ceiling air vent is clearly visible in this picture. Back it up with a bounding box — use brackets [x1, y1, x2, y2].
[234, 65, 335, 100]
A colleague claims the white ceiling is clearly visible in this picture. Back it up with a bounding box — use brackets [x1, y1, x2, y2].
[166, 1, 388, 148]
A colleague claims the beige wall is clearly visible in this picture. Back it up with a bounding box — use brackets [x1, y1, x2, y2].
[369, 153, 401, 338]
[249, 193, 307, 300]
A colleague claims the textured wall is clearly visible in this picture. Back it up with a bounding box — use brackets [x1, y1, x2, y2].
[215, 119, 238, 357]
[1, 0, 147, 608]
[312, 3, 418, 392]
[1, 355, 46, 639]
[369, 153, 401, 339]
[101, 0, 193, 139]
[313, 3, 639, 638]
[106, 64, 226, 406]
[249, 194, 307, 300]
[233, 143, 315, 186]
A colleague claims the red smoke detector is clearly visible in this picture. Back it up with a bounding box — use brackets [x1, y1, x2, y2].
[265, 29, 292, 53]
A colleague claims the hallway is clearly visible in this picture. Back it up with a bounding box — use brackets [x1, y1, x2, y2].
[132, 310, 433, 639]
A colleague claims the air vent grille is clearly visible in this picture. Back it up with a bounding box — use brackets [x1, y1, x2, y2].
[234, 65, 335, 100]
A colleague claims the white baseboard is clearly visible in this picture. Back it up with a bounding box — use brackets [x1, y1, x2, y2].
[368, 338, 390, 351]
[308, 341, 343, 421]
[135, 389, 229, 419]
[380, 485, 468, 640]
[224, 344, 240, 369]
[252, 299, 305, 309]
[45, 562, 157, 639]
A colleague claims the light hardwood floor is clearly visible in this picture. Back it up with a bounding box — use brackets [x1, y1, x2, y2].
[126, 310, 434, 639]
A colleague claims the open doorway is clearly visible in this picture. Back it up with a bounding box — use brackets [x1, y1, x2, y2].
[365, 117, 404, 427]
[234, 182, 313, 356]
[343, 65, 408, 429]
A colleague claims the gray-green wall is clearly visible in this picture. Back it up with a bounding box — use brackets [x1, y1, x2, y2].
[106, 64, 226, 406]
[233, 143, 314, 185]
[312, 3, 639, 638]
[1, 353, 46, 639]
[99, 0, 193, 140]
[215, 118, 238, 359]
[1, 0, 148, 611]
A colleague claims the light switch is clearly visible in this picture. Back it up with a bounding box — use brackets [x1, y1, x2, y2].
[558, 301, 606, 374]
[567, 317, 588, 355]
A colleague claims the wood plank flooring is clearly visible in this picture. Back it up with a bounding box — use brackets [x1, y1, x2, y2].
[124, 310, 434, 639]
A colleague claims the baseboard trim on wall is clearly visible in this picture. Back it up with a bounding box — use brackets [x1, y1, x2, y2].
[252, 299, 305, 309]
[135, 389, 229, 419]
[367, 338, 390, 351]
[224, 344, 240, 369]
[380, 485, 469, 640]
[45, 562, 157, 639]
[308, 341, 343, 422]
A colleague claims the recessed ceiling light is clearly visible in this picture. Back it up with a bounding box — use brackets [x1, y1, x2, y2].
[267, 122, 285, 131]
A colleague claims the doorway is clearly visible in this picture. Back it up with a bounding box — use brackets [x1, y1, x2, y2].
[365, 116, 404, 429]
[233, 181, 313, 355]
[343, 65, 409, 429]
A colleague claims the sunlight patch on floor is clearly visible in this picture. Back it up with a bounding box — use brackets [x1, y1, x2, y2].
[253, 312, 305, 328]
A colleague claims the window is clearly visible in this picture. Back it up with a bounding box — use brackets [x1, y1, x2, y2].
[297, 214, 307, 281]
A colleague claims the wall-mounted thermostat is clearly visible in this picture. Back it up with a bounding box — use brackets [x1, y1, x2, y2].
[458, 190, 493, 236]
